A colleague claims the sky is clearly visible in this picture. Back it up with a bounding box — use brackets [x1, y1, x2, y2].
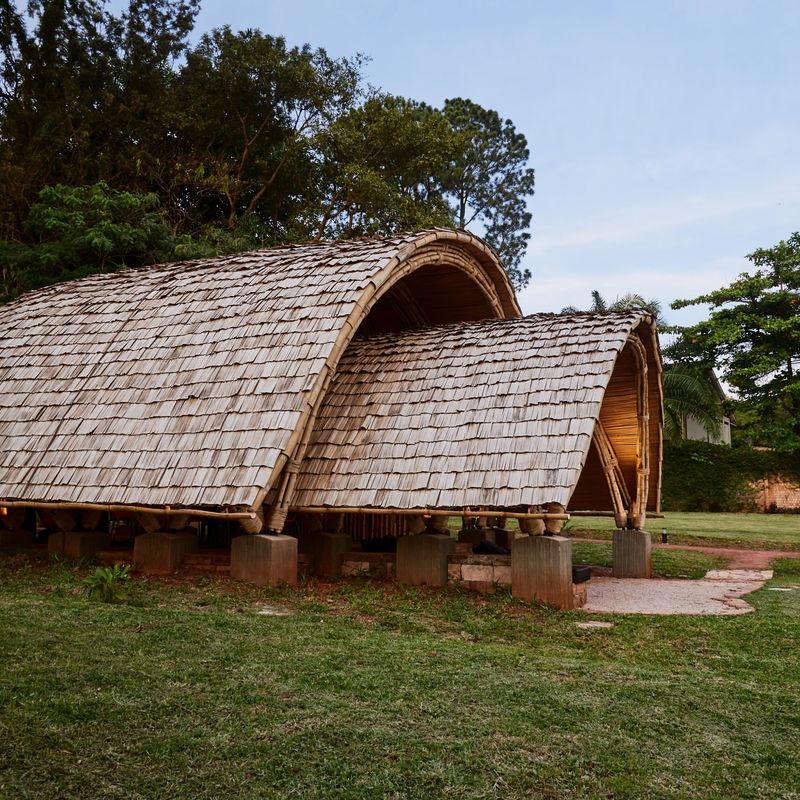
[188, 1, 798, 324]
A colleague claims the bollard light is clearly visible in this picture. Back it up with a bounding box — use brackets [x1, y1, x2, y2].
[661, 528, 668, 544]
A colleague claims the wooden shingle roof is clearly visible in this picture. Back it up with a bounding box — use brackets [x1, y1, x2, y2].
[0, 230, 516, 509]
[294, 311, 657, 510]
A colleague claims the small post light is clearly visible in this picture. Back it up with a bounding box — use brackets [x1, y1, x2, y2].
[661, 527, 668, 544]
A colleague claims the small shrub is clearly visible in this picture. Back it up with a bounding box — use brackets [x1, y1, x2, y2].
[81, 564, 130, 603]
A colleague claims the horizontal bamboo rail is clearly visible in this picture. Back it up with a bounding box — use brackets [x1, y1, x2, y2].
[568, 510, 665, 519]
[0, 500, 257, 521]
[290, 506, 570, 521]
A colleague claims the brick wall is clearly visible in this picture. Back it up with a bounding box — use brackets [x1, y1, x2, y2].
[753, 476, 800, 512]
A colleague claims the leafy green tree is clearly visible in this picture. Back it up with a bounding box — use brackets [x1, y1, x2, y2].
[669, 233, 800, 450]
[307, 94, 454, 239]
[174, 27, 362, 234]
[1, 183, 183, 301]
[662, 364, 723, 444]
[441, 98, 535, 290]
[0, 0, 199, 239]
[562, 290, 664, 321]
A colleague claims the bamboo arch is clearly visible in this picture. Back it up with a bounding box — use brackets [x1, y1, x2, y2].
[255, 231, 521, 528]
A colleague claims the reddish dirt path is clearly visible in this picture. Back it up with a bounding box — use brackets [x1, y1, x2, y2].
[574, 537, 800, 570]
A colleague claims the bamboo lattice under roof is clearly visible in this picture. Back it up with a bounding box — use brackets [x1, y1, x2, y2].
[294, 311, 662, 511]
[0, 230, 518, 510]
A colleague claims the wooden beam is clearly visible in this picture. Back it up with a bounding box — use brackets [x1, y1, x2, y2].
[0, 500, 256, 521]
[290, 506, 569, 521]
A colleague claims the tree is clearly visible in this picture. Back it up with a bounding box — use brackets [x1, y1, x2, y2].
[0, 0, 199, 239]
[441, 98, 535, 290]
[562, 290, 664, 321]
[563, 289, 722, 443]
[1, 182, 186, 301]
[307, 94, 454, 240]
[669, 233, 800, 450]
[662, 364, 723, 444]
[174, 27, 362, 235]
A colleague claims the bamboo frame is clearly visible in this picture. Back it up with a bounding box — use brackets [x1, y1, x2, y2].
[627, 334, 650, 528]
[290, 506, 569, 521]
[0, 500, 257, 521]
[568, 510, 665, 519]
[270, 235, 520, 516]
[592, 420, 630, 528]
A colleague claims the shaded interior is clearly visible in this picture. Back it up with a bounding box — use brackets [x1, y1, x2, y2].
[569, 329, 662, 514]
[356, 264, 498, 337]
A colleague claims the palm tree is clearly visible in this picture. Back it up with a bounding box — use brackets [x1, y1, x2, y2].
[562, 290, 721, 443]
[662, 364, 723, 443]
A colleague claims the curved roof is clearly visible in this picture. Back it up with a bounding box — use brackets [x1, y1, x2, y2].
[294, 311, 660, 510]
[0, 230, 517, 509]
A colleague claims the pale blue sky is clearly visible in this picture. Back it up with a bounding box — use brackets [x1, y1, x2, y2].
[193, 1, 798, 323]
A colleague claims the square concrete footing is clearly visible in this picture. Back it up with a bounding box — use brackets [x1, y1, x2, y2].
[48, 530, 110, 561]
[612, 529, 652, 578]
[0, 529, 34, 550]
[231, 534, 297, 586]
[457, 528, 494, 546]
[511, 535, 574, 609]
[304, 531, 351, 577]
[133, 531, 198, 574]
[396, 533, 455, 587]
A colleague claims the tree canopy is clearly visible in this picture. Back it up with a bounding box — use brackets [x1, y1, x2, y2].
[668, 233, 800, 450]
[0, 1, 536, 301]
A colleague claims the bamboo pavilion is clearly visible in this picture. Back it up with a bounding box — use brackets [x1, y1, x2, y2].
[0, 230, 663, 606]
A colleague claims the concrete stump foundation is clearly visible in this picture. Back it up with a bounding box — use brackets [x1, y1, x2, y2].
[511, 535, 574, 609]
[304, 531, 351, 577]
[457, 528, 494, 546]
[0, 529, 34, 550]
[613, 529, 652, 578]
[133, 531, 198, 575]
[396, 533, 455, 587]
[49, 530, 110, 561]
[231, 534, 297, 586]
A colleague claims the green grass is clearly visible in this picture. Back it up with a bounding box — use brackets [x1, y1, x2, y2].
[570, 511, 800, 550]
[571, 541, 728, 578]
[2, 554, 800, 799]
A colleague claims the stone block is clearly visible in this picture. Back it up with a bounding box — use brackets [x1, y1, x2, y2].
[462, 564, 494, 583]
[304, 531, 351, 577]
[49, 530, 110, 561]
[396, 533, 455, 587]
[342, 561, 370, 577]
[493, 565, 512, 585]
[612, 529, 652, 578]
[511, 535, 574, 609]
[0, 529, 34, 550]
[447, 562, 462, 582]
[133, 531, 198, 575]
[231, 534, 297, 586]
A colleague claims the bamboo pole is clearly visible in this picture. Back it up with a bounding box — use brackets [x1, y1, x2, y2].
[0, 500, 256, 521]
[290, 506, 569, 521]
[568, 510, 665, 519]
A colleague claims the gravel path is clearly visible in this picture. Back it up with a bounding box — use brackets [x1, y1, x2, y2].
[584, 570, 773, 615]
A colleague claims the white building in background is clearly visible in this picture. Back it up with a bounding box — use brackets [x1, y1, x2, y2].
[683, 370, 732, 446]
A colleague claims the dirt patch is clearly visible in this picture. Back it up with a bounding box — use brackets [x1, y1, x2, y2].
[574, 537, 800, 570]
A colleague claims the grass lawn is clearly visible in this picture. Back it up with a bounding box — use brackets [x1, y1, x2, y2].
[570, 512, 800, 551]
[2, 554, 800, 799]
[570, 541, 727, 578]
